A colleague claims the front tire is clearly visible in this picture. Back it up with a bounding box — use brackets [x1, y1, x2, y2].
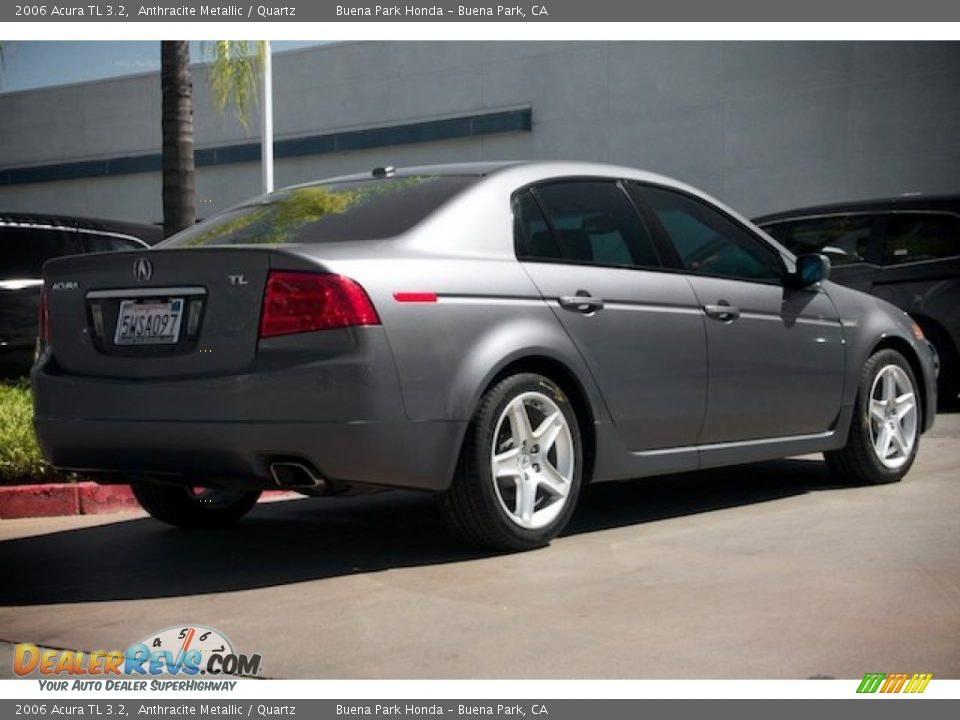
[438, 373, 582, 551]
[132, 484, 261, 528]
[825, 349, 921, 485]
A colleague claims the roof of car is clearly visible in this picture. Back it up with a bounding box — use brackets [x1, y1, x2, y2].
[0, 212, 164, 245]
[309, 160, 702, 189]
[754, 193, 960, 224]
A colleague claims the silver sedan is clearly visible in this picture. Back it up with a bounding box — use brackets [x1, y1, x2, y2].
[33, 162, 938, 550]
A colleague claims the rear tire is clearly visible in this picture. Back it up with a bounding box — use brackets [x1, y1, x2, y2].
[132, 484, 261, 528]
[438, 373, 582, 551]
[825, 349, 921, 485]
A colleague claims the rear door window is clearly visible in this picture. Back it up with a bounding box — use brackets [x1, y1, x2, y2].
[882, 212, 960, 265]
[763, 215, 879, 266]
[516, 181, 662, 269]
[0, 226, 82, 280]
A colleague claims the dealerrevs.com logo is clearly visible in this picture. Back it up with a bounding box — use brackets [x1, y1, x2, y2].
[14, 625, 262, 690]
[857, 672, 933, 694]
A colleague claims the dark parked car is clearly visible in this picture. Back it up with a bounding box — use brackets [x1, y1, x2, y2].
[1, 213, 161, 376]
[755, 195, 960, 406]
[33, 163, 937, 550]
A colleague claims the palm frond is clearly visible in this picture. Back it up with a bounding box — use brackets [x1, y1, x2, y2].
[206, 40, 266, 132]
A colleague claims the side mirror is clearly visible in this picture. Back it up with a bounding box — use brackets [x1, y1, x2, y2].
[794, 253, 831, 287]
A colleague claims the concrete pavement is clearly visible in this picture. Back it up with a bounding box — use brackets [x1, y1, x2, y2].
[2, 413, 958, 679]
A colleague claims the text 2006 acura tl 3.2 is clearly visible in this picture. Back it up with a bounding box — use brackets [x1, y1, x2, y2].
[33, 162, 937, 550]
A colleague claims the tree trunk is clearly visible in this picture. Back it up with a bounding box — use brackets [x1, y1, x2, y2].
[161, 41, 195, 237]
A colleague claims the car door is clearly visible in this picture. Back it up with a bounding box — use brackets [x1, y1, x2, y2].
[631, 183, 845, 444]
[760, 213, 885, 294]
[514, 180, 707, 453]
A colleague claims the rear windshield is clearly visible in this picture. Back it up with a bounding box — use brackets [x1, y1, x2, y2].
[0, 226, 81, 280]
[161, 175, 477, 248]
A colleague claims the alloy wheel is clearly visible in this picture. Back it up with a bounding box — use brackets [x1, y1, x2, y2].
[490, 391, 575, 529]
[868, 364, 918, 470]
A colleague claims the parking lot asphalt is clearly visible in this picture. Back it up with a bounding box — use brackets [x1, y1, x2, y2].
[2, 413, 958, 679]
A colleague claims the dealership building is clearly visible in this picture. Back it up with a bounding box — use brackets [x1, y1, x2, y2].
[1, 41, 959, 227]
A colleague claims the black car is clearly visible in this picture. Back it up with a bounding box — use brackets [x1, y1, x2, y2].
[1, 213, 162, 376]
[755, 195, 960, 406]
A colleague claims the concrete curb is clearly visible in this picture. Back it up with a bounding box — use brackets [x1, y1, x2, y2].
[0, 483, 294, 520]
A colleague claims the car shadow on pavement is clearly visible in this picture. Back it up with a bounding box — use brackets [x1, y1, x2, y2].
[1, 457, 846, 606]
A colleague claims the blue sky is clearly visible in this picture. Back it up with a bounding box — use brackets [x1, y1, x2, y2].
[0, 41, 326, 94]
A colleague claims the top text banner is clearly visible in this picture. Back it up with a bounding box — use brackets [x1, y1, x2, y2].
[4, 0, 960, 22]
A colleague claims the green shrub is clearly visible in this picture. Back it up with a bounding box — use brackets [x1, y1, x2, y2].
[0, 380, 53, 484]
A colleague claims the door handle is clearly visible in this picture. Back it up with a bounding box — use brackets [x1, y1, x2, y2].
[703, 302, 740, 321]
[558, 294, 605, 314]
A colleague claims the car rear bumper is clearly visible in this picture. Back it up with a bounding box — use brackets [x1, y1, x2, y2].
[31, 329, 464, 492]
[33, 416, 464, 492]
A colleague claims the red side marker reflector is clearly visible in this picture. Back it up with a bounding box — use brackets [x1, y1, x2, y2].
[393, 292, 438, 303]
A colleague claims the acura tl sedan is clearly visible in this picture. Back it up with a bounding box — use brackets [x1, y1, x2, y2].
[32, 162, 938, 550]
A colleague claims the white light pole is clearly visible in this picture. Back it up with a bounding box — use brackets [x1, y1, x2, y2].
[261, 40, 274, 193]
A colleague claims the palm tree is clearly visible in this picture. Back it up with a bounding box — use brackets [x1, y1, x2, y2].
[161, 41, 195, 237]
[161, 41, 268, 237]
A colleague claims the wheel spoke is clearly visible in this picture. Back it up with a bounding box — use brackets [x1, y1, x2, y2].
[890, 425, 906, 456]
[882, 370, 896, 402]
[537, 462, 569, 499]
[517, 476, 537, 523]
[874, 425, 891, 458]
[532, 411, 563, 453]
[508, 400, 533, 447]
[869, 399, 887, 423]
[493, 447, 521, 478]
[895, 392, 915, 420]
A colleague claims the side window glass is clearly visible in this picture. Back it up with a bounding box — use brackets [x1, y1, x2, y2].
[513, 191, 552, 259]
[82, 233, 143, 253]
[763, 216, 876, 266]
[637, 185, 782, 282]
[883, 213, 960, 266]
[516, 181, 661, 269]
[0, 227, 80, 280]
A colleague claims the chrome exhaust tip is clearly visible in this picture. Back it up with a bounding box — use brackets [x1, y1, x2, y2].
[269, 461, 325, 489]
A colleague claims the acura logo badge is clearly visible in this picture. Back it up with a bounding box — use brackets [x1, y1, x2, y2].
[133, 258, 153, 282]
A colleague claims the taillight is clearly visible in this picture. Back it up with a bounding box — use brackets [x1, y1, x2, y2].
[39, 281, 51, 343]
[259, 272, 380, 339]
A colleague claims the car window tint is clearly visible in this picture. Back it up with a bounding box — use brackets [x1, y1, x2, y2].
[81, 233, 143, 253]
[513, 191, 552, 258]
[883, 213, 960, 266]
[161, 176, 477, 247]
[520, 182, 661, 269]
[637, 185, 782, 282]
[764, 215, 877, 266]
[0, 227, 80, 280]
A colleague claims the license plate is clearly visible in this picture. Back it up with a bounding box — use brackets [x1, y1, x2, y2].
[114, 298, 184, 346]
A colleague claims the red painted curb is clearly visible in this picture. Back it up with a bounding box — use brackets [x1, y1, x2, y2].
[0, 483, 297, 520]
[77, 484, 139, 515]
[0, 484, 79, 519]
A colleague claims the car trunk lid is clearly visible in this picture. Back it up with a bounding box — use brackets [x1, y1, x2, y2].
[44, 247, 275, 378]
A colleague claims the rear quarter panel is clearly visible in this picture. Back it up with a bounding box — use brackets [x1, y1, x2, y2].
[320, 253, 608, 424]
